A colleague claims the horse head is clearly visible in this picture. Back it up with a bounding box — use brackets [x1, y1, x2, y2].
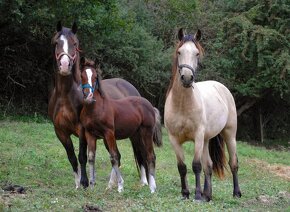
[80, 57, 103, 104]
[52, 21, 80, 76]
[176, 28, 203, 88]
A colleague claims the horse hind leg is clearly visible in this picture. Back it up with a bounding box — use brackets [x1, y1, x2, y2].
[222, 129, 242, 198]
[130, 133, 148, 186]
[201, 139, 213, 201]
[140, 127, 156, 193]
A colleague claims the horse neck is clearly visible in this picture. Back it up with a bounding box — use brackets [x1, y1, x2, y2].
[170, 73, 199, 110]
[55, 74, 75, 95]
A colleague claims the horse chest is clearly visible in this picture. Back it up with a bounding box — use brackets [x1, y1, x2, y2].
[53, 100, 79, 132]
[165, 110, 200, 140]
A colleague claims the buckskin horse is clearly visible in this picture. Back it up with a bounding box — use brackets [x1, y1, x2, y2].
[80, 57, 162, 193]
[48, 22, 148, 188]
[164, 28, 242, 201]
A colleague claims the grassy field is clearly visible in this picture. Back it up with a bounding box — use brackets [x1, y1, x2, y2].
[0, 120, 289, 211]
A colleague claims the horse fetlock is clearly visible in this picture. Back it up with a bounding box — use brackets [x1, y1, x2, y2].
[233, 189, 242, 198]
[149, 174, 156, 193]
[74, 171, 81, 189]
[117, 177, 124, 193]
[181, 189, 190, 199]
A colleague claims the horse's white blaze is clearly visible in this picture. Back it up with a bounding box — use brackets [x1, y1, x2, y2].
[140, 165, 148, 186]
[60, 35, 69, 54]
[149, 174, 156, 193]
[85, 69, 93, 86]
[59, 35, 70, 73]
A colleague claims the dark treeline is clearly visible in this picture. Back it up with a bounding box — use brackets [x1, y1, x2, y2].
[0, 0, 289, 142]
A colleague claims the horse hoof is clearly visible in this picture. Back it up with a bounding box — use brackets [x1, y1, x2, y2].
[233, 191, 242, 198]
[118, 187, 124, 193]
[181, 195, 189, 200]
[80, 179, 89, 188]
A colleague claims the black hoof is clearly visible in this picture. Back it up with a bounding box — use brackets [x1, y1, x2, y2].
[181, 189, 190, 200]
[194, 193, 203, 201]
[80, 178, 89, 188]
[202, 194, 212, 202]
[233, 191, 242, 198]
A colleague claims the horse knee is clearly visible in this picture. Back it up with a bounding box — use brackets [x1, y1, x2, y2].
[88, 151, 95, 163]
[192, 161, 202, 174]
[178, 162, 187, 177]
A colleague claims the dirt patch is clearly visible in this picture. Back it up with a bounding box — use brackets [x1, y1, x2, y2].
[0, 184, 27, 209]
[83, 204, 102, 212]
[248, 158, 290, 181]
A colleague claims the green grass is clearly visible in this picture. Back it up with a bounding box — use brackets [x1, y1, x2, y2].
[0, 120, 289, 211]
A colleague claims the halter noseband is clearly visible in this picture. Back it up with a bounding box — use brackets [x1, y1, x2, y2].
[81, 78, 98, 98]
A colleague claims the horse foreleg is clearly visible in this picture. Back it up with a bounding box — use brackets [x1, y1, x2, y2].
[84, 130, 97, 188]
[79, 127, 89, 188]
[201, 140, 212, 201]
[192, 134, 204, 201]
[56, 131, 80, 188]
[105, 131, 124, 192]
[169, 134, 189, 199]
[104, 139, 121, 189]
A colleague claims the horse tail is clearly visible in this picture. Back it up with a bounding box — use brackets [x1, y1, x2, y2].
[209, 134, 227, 179]
[153, 107, 163, 147]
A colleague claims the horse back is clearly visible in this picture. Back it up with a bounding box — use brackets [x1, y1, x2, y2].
[102, 78, 140, 99]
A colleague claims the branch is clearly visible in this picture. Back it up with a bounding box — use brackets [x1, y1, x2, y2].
[7, 75, 26, 88]
[237, 99, 257, 116]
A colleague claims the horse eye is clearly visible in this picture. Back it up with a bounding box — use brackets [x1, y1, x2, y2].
[178, 51, 181, 55]
[196, 53, 200, 56]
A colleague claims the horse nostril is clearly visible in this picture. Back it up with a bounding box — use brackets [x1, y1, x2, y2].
[190, 75, 194, 81]
[181, 75, 185, 81]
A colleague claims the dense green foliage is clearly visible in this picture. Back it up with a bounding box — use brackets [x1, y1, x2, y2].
[0, 0, 289, 141]
[0, 121, 289, 210]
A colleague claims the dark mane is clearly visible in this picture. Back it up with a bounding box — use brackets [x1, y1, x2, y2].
[166, 35, 204, 97]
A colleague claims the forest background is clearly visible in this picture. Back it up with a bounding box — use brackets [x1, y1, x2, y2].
[0, 0, 289, 144]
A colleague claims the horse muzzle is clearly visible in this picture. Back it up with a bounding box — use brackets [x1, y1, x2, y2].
[83, 93, 95, 104]
[57, 54, 74, 76]
[180, 75, 194, 88]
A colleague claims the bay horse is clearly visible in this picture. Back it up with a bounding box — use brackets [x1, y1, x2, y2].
[48, 22, 144, 188]
[164, 28, 242, 201]
[80, 57, 162, 193]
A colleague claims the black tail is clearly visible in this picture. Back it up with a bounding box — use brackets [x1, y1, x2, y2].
[153, 107, 162, 147]
[209, 134, 227, 179]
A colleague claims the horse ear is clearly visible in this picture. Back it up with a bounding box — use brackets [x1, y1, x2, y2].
[80, 57, 86, 67]
[57, 21, 62, 32]
[194, 29, 201, 41]
[72, 22, 77, 34]
[178, 28, 184, 41]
